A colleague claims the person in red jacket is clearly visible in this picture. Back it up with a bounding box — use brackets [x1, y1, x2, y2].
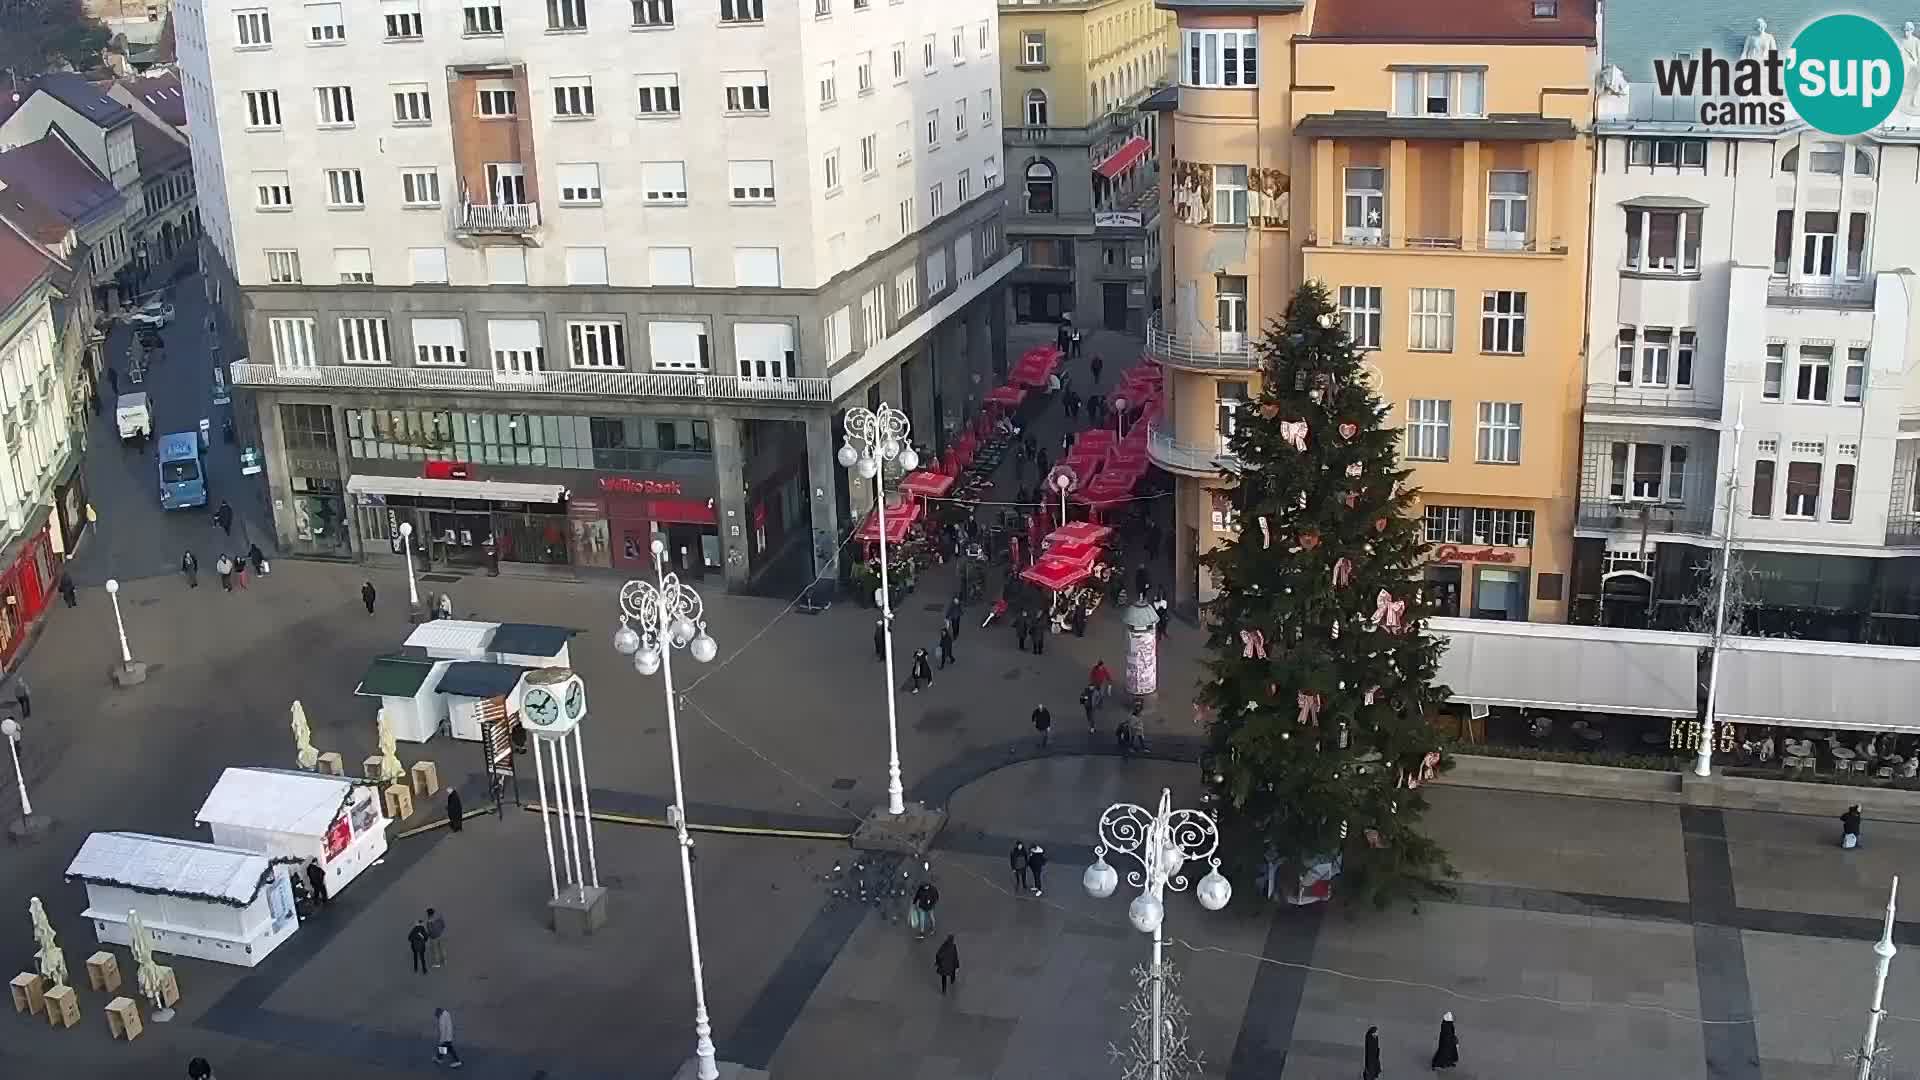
[1089, 660, 1113, 704]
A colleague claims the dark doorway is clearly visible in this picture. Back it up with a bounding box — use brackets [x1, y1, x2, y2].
[1103, 282, 1129, 331]
[1424, 564, 1462, 617]
[662, 524, 708, 580]
[1600, 574, 1653, 628]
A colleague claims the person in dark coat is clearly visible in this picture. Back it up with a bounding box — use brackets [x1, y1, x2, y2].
[1032, 703, 1052, 748]
[1134, 564, 1151, 601]
[1091, 353, 1105, 383]
[1031, 613, 1046, 655]
[214, 500, 234, 536]
[874, 619, 886, 661]
[1080, 686, 1098, 733]
[1431, 1012, 1459, 1069]
[408, 920, 429, 974]
[248, 543, 268, 576]
[1364, 1026, 1382, 1079]
[446, 787, 464, 832]
[1116, 719, 1135, 760]
[945, 595, 963, 642]
[58, 571, 75, 607]
[911, 880, 940, 939]
[1026, 845, 1048, 896]
[13, 675, 29, 720]
[909, 648, 933, 693]
[1842, 804, 1864, 848]
[107, 368, 119, 394]
[938, 623, 955, 669]
[1036, 448, 1050, 475]
[1013, 612, 1029, 652]
[934, 935, 960, 994]
[1009, 842, 1030, 891]
[362, 581, 377, 615]
[306, 860, 329, 906]
[181, 550, 198, 587]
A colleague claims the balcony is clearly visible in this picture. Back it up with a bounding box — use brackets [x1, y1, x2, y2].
[230, 361, 832, 404]
[1582, 383, 1721, 421]
[1146, 420, 1236, 477]
[1145, 315, 1258, 372]
[1303, 230, 1567, 255]
[1004, 108, 1136, 147]
[1576, 502, 1713, 537]
[1888, 517, 1920, 547]
[454, 200, 541, 238]
[1766, 280, 1874, 309]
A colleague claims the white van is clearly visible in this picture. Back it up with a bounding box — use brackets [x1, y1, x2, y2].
[116, 392, 152, 442]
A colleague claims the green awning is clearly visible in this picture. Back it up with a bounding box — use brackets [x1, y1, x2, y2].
[355, 656, 438, 698]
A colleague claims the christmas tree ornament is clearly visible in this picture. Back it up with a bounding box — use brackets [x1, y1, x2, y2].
[1331, 557, 1354, 588]
[1279, 420, 1309, 452]
[1363, 686, 1380, 706]
[1338, 422, 1358, 440]
[1337, 720, 1350, 749]
[1343, 492, 1359, 509]
[1374, 517, 1389, 532]
[1297, 531, 1321, 550]
[1296, 691, 1322, 727]
[1330, 619, 1340, 639]
[1345, 461, 1364, 478]
[1317, 312, 1338, 330]
[1259, 516, 1272, 549]
[1365, 828, 1385, 849]
[1259, 401, 1281, 419]
[1308, 388, 1324, 404]
[1240, 628, 1269, 659]
[1339, 820, 1350, 839]
[1297, 492, 1309, 509]
[1371, 590, 1406, 632]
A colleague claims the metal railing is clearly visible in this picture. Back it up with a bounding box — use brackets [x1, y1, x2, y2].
[455, 200, 541, 236]
[1766, 279, 1874, 308]
[1583, 383, 1722, 419]
[1304, 230, 1566, 254]
[1146, 420, 1236, 475]
[1887, 518, 1920, 547]
[1576, 502, 1713, 535]
[1003, 108, 1136, 146]
[229, 361, 832, 403]
[1145, 314, 1259, 371]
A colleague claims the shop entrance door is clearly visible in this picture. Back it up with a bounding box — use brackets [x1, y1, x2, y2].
[428, 510, 492, 568]
[1424, 565, 1463, 617]
[1103, 282, 1129, 330]
[663, 524, 705, 579]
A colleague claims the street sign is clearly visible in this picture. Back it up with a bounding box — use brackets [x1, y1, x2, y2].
[211, 366, 230, 405]
[239, 447, 263, 476]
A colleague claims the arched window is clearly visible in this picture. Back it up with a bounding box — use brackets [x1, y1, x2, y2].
[1780, 147, 1798, 172]
[1089, 83, 1099, 116]
[1025, 160, 1056, 214]
[1024, 89, 1049, 126]
[1855, 147, 1875, 176]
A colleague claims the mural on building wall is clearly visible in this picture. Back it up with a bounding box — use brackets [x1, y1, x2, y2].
[1249, 167, 1290, 230]
[1171, 161, 1211, 224]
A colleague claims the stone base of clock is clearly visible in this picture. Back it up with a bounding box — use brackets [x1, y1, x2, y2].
[548, 885, 608, 937]
[671, 1058, 768, 1080]
[110, 660, 148, 688]
[851, 801, 946, 858]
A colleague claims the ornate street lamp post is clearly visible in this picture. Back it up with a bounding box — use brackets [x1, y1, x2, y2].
[838, 403, 919, 816]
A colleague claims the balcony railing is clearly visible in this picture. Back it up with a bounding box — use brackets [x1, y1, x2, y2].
[1576, 502, 1713, 536]
[1004, 108, 1136, 146]
[230, 361, 832, 403]
[454, 200, 541, 236]
[1888, 518, 1920, 547]
[1304, 230, 1567, 254]
[1767, 279, 1874, 309]
[1145, 315, 1258, 371]
[1582, 383, 1722, 419]
[1146, 420, 1236, 476]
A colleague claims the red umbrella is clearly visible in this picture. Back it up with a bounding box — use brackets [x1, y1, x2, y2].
[1061, 451, 1104, 480]
[900, 471, 955, 499]
[1045, 538, 1101, 564]
[855, 509, 914, 544]
[1072, 429, 1116, 456]
[1022, 555, 1093, 592]
[1010, 360, 1051, 388]
[1049, 521, 1114, 545]
[985, 384, 1027, 408]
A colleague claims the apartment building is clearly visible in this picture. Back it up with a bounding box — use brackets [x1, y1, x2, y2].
[1151, 0, 1594, 620]
[0, 74, 143, 310]
[175, 0, 1017, 590]
[999, 0, 1174, 331]
[1578, 1, 1920, 643]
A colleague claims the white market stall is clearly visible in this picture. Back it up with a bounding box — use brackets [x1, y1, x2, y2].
[404, 619, 499, 662]
[487, 623, 578, 669]
[64, 832, 299, 968]
[194, 767, 390, 898]
[354, 655, 450, 742]
[436, 662, 528, 741]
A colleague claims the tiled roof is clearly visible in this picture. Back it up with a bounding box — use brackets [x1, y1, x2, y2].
[0, 180, 73, 248]
[31, 72, 133, 129]
[130, 115, 187, 174]
[117, 71, 186, 128]
[0, 136, 119, 230]
[0, 219, 58, 320]
[1311, 0, 1596, 42]
[1601, 1, 1911, 83]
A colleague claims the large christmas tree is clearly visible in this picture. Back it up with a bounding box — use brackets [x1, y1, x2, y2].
[1198, 281, 1454, 910]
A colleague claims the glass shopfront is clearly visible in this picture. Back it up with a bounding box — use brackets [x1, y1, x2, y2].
[280, 404, 352, 556]
[344, 408, 710, 469]
[355, 495, 570, 568]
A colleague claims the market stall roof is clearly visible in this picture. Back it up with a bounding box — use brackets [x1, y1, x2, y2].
[1073, 430, 1117, 455]
[1429, 617, 1707, 718]
[435, 661, 526, 699]
[854, 509, 915, 544]
[1714, 636, 1920, 732]
[985, 385, 1027, 407]
[900, 471, 956, 498]
[355, 655, 440, 698]
[403, 619, 498, 655]
[195, 767, 368, 836]
[1049, 521, 1114, 545]
[1045, 538, 1101, 564]
[488, 622, 578, 659]
[1022, 555, 1094, 592]
[66, 832, 280, 908]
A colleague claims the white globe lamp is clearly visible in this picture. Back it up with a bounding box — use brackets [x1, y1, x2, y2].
[836, 443, 859, 469]
[1083, 853, 1118, 899]
[612, 624, 642, 656]
[1196, 867, 1232, 912]
[633, 648, 662, 676]
[1128, 893, 1164, 934]
[689, 632, 718, 664]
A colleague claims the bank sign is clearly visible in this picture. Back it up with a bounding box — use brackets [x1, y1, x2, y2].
[1652, 14, 1907, 135]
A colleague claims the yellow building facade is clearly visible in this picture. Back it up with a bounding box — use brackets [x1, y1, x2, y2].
[1152, 0, 1596, 622]
[998, 0, 1178, 131]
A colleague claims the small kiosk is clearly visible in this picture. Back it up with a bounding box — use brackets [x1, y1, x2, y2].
[193, 767, 390, 898]
[437, 662, 527, 742]
[487, 623, 578, 669]
[354, 655, 450, 742]
[404, 619, 499, 662]
[64, 832, 299, 968]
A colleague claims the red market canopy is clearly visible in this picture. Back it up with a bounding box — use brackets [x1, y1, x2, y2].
[1021, 345, 1063, 365]
[1022, 555, 1093, 592]
[985, 384, 1027, 408]
[1060, 451, 1104, 480]
[1011, 360, 1053, 388]
[1095, 136, 1152, 180]
[1108, 447, 1148, 472]
[1045, 538, 1101, 564]
[1072, 429, 1116, 457]
[1049, 521, 1114, 545]
[854, 500, 921, 543]
[900, 471, 955, 499]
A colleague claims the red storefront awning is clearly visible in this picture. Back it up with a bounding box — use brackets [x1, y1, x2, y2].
[1095, 137, 1151, 179]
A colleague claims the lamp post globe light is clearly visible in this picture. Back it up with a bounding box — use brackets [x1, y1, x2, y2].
[397, 520, 420, 609]
[614, 539, 724, 1080]
[1049, 465, 1077, 523]
[3, 716, 29, 818]
[840, 402, 918, 817]
[1084, 788, 1229, 1080]
[1111, 395, 1131, 438]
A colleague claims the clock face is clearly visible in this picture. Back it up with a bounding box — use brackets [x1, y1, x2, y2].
[564, 679, 586, 719]
[525, 688, 559, 727]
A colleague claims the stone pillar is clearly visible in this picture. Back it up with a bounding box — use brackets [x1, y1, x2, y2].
[254, 395, 297, 553]
[712, 419, 751, 591]
[1387, 139, 1409, 248]
[803, 413, 841, 582]
[987, 287, 1009, 380]
[1456, 140, 1480, 247]
[1313, 139, 1336, 243]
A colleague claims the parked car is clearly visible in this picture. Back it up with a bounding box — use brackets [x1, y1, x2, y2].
[126, 301, 174, 329]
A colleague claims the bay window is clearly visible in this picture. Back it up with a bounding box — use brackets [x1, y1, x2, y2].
[1608, 442, 1687, 501]
[1623, 207, 1700, 274]
[1391, 68, 1484, 118]
[1181, 29, 1257, 88]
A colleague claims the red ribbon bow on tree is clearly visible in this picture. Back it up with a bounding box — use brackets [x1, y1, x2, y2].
[1240, 629, 1268, 659]
[1296, 691, 1322, 727]
[1279, 420, 1309, 452]
[1372, 590, 1406, 633]
[1331, 557, 1354, 588]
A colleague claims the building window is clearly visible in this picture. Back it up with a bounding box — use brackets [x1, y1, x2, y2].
[383, 0, 423, 38]
[338, 316, 393, 365]
[1626, 138, 1707, 170]
[483, 246, 527, 285]
[823, 306, 851, 360]
[898, 197, 914, 234]
[1181, 29, 1256, 88]
[269, 317, 317, 368]
[861, 286, 886, 346]
[891, 41, 906, 82]
[926, 250, 948, 293]
[1846, 212, 1870, 279]
[1021, 30, 1045, 66]
[1023, 89, 1048, 126]
[462, 2, 502, 34]
[641, 161, 689, 203]
[823, 150, 842, 193]
[733, 246, 780, 287]
[567, 321, 626, 368]
[236, 8, 272, 46]
[391, 83, 431, 124]
[1211, 165, 1248, 227]
[413, 318, 468, 366]
[1215, 380, 1247, 450]
[637, 74, 680, 116]
[557, 162, 602, 205]
[957, 168, 972, 201]
[1475, 401, 1522, 464]
[265, 249, 301, 284]
[334, 247, 374, 283]
[325, 168, 365, 208]
[1405, 398, 1450, 461]
[954, 98, 968, 138]
[476, 82, 516, 117]
[1750, 459, 1776, 516]
[728, 159, 775, 202]
[860, 134, 878, 176]
[408, 247, 448, 284]
[1609, 443, 1686, 501]
[254, 170, 292, 209]
[547, 0, 587, 29]
[400, 167, 440, 206]
[553, 76, 595, 117]
[487, 319, 545, 374]
[1808, 140, 1844, 175]
[982, 90, 994, 126]
[1772, 209, 1794, 276]
[316, 85, 355, 126]
[647, 247, 693, 285]
[564, 246, 609, 286]
[1343, 167, 1385, 245]
[632, 0, 673, 27]
[724, 70, 769, 113]
[1795, 344, 1832, 402]
[244, 89, 281, 128]
[1802, 212, 1839, 279]
[305, 1, 345, 42]
[1408, 288, 1453, 351]
[1623, 208, 1701, 273]
[720, 0, 758, 19]
[1833, 463, 1857, 522]
[857, 51, 873, 93]
[1784, 461, 1821, 518]
[922, 34, 937, 72]
[1024, 160, 1055, 214]
[648, 322, 710, 371]
[1424, 505, 1466, 544]
[1763, 342, 1785, 399]
[736, 323, 794, 380]
[1845, 347, 1867, 403]
[1338, 286, 1382, 350]
[817, 61, 836, 107]
[1486, 171, 1529, 249]
[1392, 68, 1484, 118]
[1470, 508, 1533, 546]
[984, 155, 999, 188]
[927, 181, 944, 219]
[1533, 0, 1558, 16]
[1479, 291, 1526, 354]
[894, 266, 918, 318]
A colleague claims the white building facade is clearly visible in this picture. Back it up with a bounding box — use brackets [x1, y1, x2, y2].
[175, 0, 1017, 589]
[1579, 3, 1920, 643]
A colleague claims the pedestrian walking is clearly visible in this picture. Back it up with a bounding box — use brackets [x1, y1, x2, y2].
[214, 500, 234, 536]
[425, 908, 447, 967]
[934, 935, 960, 995]
[232, 554, 249, 590]
[911, 879, 940, 939]
[1009, 842, 1030, 891]
[1031, 614, 1046, 655]
[938, 623, 955, 669]
[1431, 1012, 1459, 1070]
[1090, 660, 1113, 704]
[1364, 1026, 1382, 1080]
[435, 593, 453, 621]
[945, 594, 963, 641]
[187, 1055, 214, 1079]
[909, 648, 933, 693]
[408, 919, 429, 974]
[1080, 686, 1098, 732]
[1091, 354, 1104, 383]
[1842, 804, 1864, 849]
[13, 675, 28, 720]
[1027, 846, 1048, 896]
[248, 543, 269, 576]
[58, 571, 75, 608]
[874, 619, 886, 661]
[181, 550, 199, 588]
[107, 368, 119, 394]
[306, 860, 328, 906]
[362, 581, 377, 615]
[1032, 703, 1052, 748]
[1014, 612, 1029, 652]
[434, 1007, 463, 1068]
[446, 787, 464, 832]
[1155, 597, 1171, 640]
[216, 553, 233, 591]
[1134, 563, 1151, 601]
[1116, 719, 1135, 760]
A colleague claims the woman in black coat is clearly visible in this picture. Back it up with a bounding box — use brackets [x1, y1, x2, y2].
[1364, 1026, 1381, 1079]
[1431, 1012, 1459, 1070]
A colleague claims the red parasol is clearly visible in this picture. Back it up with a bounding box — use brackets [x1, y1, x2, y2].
[1072, 429, 1117, 457]
[900, 471, 956, 499]
[985, 384, 1027, 408]
[1022, 555, 1093, 592]
[1060, 451, 1105, 480]
[1049, 521, 1114, 545]
[1045, 538, 1101, 564]
[854, 499, 921, 542]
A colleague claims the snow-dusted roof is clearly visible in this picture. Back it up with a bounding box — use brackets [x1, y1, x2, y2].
[194, 766, 365, 836]
[403, 619, 498, 654]
[66, 832, 278, 908]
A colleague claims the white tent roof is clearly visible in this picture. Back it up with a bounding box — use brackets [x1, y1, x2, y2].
[66, 832, 276, 907]
[194, 766, 362, 836]
[404, 619, 498, 654]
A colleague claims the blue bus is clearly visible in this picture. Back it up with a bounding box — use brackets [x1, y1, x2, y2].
[157, 431, 207, 510]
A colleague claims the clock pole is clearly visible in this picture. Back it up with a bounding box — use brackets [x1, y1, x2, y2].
[522, 669, 604, 930]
